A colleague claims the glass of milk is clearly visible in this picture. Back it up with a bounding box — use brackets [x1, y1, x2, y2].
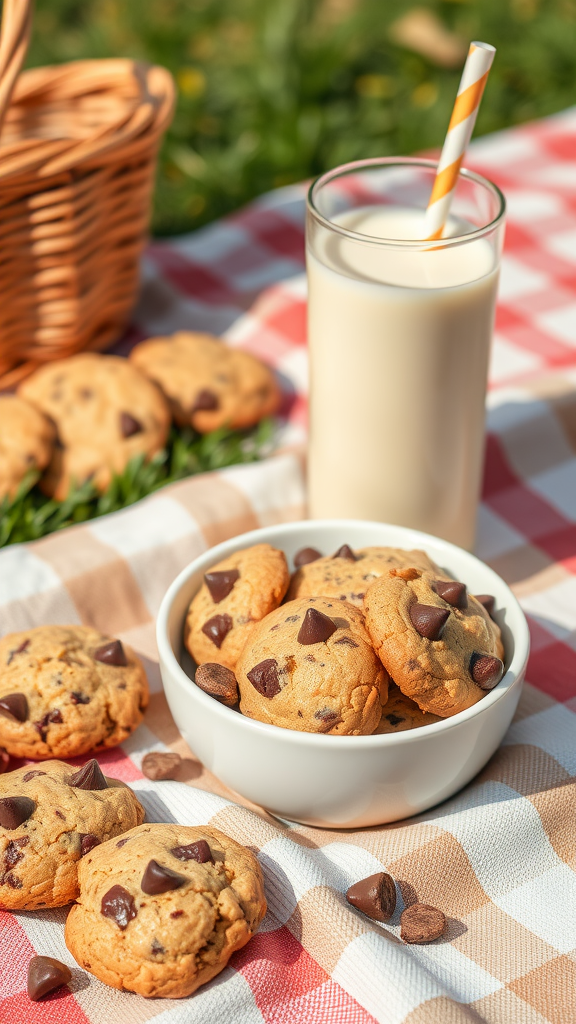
[306, 157, 506, 550]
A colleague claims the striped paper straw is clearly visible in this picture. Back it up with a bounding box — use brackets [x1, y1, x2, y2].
[424, 41, 495, 241]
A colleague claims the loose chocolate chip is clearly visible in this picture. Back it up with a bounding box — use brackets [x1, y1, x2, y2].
[141, 859, 187, 895]
[151, 939, 165, 955]
[79, 834, 101, 857]
[409, 604, 449, 641]
[386, 714, 405, 726]
[333, 637, 359, 648]
[171, 839, 214, 864]
[70, 692, 91, 705]
[4, 836, 29, 868]
[120, 411, 143, 438]
[247, 658, 281, 698]
[297, 607, 337, 645]
[6, 639, 30, 665]
[475, 594, 496, 618]
[141, 752, 182, 781]
[0, 749, 9, 774]
[294, 547, 322, 567]
[27, 956, 72, 1001]
[22, 770, 46, 782]
[101, 885, 137, 929]
[332, 544, 356, 561]
[346, 872, 397, 922]
[0, 693, 28, 722]
[0, 796, 35, 830]
[195, 663, 238, 707]
[69, 759, 108, 791]
[204, 568, 240, 603]
[469, 653, 504, 690]
[434, 580, 467, 609]
[94, 639, 127, 666]
[170, 909, 184, 918]
[400, 903, 446, 943]
[191, 388, 219, 413]
[201, 614, 233, 649]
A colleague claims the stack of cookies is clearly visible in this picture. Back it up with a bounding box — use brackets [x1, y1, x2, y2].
[185, 541, 505, 735]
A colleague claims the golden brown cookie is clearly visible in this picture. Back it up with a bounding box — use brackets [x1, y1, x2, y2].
[18, 354, 171, 499]
[364, 568, 505, 717]
[0, 395, 55, 501]
[65, 823, 267, 998]
[236, 597, 389, 735]
[130, 331, 280, 433]
[287, 544, 444, 608]
[0, 759, 144, 910]
[0, 626, 149, 760]
[185, 543, 290, 670]
[374, 685, 441, 733]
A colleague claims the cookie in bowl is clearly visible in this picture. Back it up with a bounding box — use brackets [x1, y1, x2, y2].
[374, 685, 441, 733]
[0, 394, 55, 501]
[0, 625, 149, 760]
[236, 597, 389, 734]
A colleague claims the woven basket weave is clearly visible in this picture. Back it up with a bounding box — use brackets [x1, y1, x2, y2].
[0, 0, 175, 388]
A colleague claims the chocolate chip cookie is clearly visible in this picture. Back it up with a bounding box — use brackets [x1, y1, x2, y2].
[287, 544, 444, 609]
[0, 394, 55, 501]
[65, 823, 267, 999]
[0, 759, 144, 910]
[18, 353, 171, 500]
[0, 626, 149, 759]
[374, 684, 442, 733]
[236, 597, 389, 735]
[185, 543, 290, 670]
[130, 331, 280, 433]
[364, 568, 505, 717]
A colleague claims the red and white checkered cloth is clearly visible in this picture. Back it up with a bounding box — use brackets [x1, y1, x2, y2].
[2, 108, 576, 1023]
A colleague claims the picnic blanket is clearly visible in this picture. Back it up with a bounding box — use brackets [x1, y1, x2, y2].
[2, 107, 576, 1024]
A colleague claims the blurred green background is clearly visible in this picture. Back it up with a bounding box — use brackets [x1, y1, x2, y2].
[28, 0, 576, 236]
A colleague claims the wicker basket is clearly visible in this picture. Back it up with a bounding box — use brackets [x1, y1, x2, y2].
[0, 0, 175, 388]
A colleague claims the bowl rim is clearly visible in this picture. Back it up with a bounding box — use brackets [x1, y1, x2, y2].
[156, 519, 530, 750]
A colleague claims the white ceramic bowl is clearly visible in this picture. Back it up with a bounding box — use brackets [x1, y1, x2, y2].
[157, 520, 530, 828]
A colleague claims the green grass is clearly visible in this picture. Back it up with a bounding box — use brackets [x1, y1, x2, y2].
[0, 419, 275, 547]
[27, 0, 576, 236]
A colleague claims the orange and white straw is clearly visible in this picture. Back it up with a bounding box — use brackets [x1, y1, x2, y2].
[424, 41, 495, 241]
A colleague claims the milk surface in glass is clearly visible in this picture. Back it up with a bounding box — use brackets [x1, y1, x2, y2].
[307, 204, 499, 550]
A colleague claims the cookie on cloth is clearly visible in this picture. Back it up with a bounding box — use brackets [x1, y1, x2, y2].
[130, 330, 280, 433]
[0, 625, 149, 760]
[0, 394, 56, 501]
[18, 353, 170, 499]
[287, 544, 444, 609]
[374, 685, 441, 734]
[0, 759, 144, 910]
[185, 543, 290, 670]
[65, 823, 267, 998]
[364, 568, 505, 717]
[236, 597, 389, 735]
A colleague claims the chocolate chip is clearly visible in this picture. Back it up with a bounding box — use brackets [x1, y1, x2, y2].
[0, 749, 9, 774]
[400, 903, 446, 943]
[434, 580, 467, 609]
[285, 615, 299, 623]
[4, 873, 22, 888]
[69, 759, 108, 791]
[120, 412, 143, 438]
[170, 909, 184, 918]
[333, 544, 356, 561]
[171, 839, 213, 864]
[314, 708, 342, 731]
[470, 653, 504, 690]
[6, 639, 30, 665]
[22, 770, 46, 782]
[141, 859, 187, 895]
[4, 836, 29, 868]
[297, 607, 337, 645]
[70, 692, 90, 705]
[0, 693, 28, 722]
[141, 752, 182, 781]
[27, 956, 72, 1001]
[195, 663, 238, 707]
[0, 796, 35, 830]
[116, 836, 131, 848]
[101, 884, 137, 929]
[386, 713, 404, 726]
[294, 547, 322, 567]
[247, 659, 281, 698]
[333, 637, 359, 648]
[151, 939, 165, 955]
[346, 872, 396, 922]
[201, 614, 233, 649]
[191, 388, 219, 413]
[94, 639, 127, 666]
[204, 568, 240, 603]
[79, 834, 100, 857]
[55, 810, 65, 820]
[34, 708, 63, 736]
[475, 594, 496, 618]
[409, 604, 449, 641]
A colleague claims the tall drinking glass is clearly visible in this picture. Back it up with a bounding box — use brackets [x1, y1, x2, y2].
[306, 157, 506, 550]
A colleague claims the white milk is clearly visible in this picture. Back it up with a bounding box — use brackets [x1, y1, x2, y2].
[306, 205, 499, 549]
